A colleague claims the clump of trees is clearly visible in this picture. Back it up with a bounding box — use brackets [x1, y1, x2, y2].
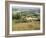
[12, 13, 21, 20]
[12, 10, 40, 23]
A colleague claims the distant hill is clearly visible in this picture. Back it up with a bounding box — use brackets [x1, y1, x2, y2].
[12, 6, 40, 18]
[12, 6, 40, 14]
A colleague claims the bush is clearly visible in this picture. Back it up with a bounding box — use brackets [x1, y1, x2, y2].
[15, 18, 28, 23]
[23, 19, 27, 22]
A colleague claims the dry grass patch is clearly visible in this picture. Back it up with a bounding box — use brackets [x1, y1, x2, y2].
[12, 21, 40, 31]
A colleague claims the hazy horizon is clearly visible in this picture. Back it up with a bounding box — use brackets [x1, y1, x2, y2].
[12, 6, 40, 10]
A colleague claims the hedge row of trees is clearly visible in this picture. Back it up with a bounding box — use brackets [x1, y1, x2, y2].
[12, 10, 40, 23]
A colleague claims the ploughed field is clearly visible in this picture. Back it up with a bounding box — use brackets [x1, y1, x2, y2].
[12, 20, 40, 31]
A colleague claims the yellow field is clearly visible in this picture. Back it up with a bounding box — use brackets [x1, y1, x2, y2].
[12, 21, 40, 31]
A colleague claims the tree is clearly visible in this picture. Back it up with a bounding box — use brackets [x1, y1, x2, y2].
[12, 13, 21, 19]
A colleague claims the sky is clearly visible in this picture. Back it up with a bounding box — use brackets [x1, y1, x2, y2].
[12, 6, 40, 10]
